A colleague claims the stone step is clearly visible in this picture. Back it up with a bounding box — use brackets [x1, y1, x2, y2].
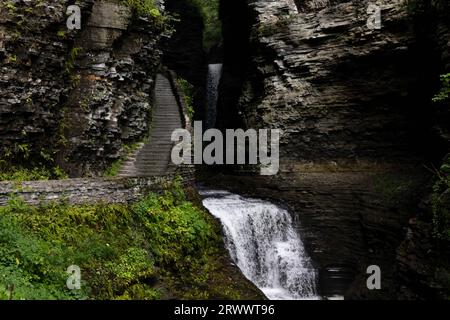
[118, 73, 185, 178]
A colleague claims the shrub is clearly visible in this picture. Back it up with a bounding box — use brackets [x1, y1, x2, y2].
[0, 178, 237, 300]
[433, 73, 450, 105]
[431, 157, 450, 242]
[177, 78, 195, 119]
[189, 0, 222, 49]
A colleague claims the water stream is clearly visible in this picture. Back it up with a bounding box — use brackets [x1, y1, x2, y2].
[205, 63, 223, 129]
[201, 189, 319, 300]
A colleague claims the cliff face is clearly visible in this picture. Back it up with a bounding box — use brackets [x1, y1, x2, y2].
[0, 0, 164, 176]
[220, 0, 447, 164]
[216, 0, 450, 299]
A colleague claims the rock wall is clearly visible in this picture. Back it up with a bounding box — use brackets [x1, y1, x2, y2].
[215, 0, 450, 299]
[219, 0, 447, 164]
[0, 0, 164, 177]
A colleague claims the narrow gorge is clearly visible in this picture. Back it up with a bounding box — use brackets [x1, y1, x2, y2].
[0, 0, 449, 301]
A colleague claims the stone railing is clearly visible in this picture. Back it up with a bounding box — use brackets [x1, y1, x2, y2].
[0, 176, 178, 207]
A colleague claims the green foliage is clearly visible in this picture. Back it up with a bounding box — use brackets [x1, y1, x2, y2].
[64, 47, 80, 75]
[104, 142, 143, 177]
[189, 0, 221, 50]
[106, 248, 154, 287]
[133, 182, 217, 268]
[6, 2, 16, 12]
[104, 161, 123, 177]
[431, 158, 450, 242]
[0, 198, 86, 300]
[120, 0, 168, 28]
[0, 166, 68, 182]
[0, 195, 155, 300]
[56, 30, 66, 38]
[177, 78, 195, 119]
[433, 73, 450, 105]
[0, 179, 249, 300]
[7, 54, 17, 64]
[121, 0, 158, 17]
[0, 143, 68, 181]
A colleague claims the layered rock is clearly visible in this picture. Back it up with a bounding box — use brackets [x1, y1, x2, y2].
[0, 0, 164, 176]
[215, 0, 450, 299]
[219, 0, 444, 164]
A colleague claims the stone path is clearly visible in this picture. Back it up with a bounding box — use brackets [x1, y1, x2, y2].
[119, 74, 183, 177]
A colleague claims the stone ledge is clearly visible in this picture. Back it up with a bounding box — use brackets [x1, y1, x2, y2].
[0, 175, 177, 207]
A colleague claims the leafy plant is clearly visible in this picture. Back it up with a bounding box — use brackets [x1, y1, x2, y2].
[0, 179, 256, 300]
[120, 0, 167, 27]
[7, 54, 17, 64]
[431, 157, 450, 242]
[56, 30, 66, 38]
[64, 47, 80, 75]
[177, 78, 195, 119]
[104, 142, 143, 177]
[189, 0, 222, 50]
[433, 73, 450, 105]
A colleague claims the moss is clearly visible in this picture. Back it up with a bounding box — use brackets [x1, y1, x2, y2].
[0, 143, 68, 182]
[0, 178, 262, 300]
[64, 47, 81, 75]
[7, 54, 17, 64]
[56, 30, 66, 39]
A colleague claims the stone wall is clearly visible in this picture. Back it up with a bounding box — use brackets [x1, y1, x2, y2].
[0, 175, 178, 206]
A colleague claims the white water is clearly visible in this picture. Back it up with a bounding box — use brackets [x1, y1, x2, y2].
[201, 190, 319, 300]
[205, 63, 223, 129]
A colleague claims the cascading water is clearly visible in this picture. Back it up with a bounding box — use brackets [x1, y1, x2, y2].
[201, 189, 319, 300]
[205, 63, 223, 129]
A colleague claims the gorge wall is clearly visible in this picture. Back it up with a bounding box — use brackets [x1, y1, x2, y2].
[0, 0, 164, 177]
[1, 0, 449, 300]
[213, 0, 450, 299]
[219, 0, 449, 164]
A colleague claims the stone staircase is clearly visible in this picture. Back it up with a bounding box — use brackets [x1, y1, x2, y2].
[118, 74, 183, 177]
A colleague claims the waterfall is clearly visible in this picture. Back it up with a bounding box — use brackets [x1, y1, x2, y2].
[205, 64, 223, 129]
[201, 190, 319, 300]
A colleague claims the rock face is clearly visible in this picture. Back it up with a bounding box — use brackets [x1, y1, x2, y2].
[219, 0, 447, 163]
[0, 0, 164, 176]
[215, 0, 450, 299]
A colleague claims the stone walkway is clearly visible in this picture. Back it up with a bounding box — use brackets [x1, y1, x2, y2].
[119, 74, 183, 177]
